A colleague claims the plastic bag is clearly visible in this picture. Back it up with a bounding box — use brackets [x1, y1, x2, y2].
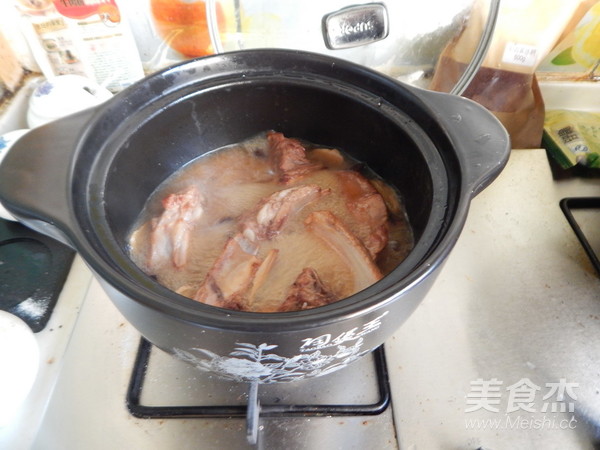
[430, 0, 583, 148]
[543, 109, 600, 169]
[538, 1, 600, 80]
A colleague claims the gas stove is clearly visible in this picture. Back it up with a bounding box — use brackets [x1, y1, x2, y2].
[1, 82, 599, 449]
[0, 147, 596, 450]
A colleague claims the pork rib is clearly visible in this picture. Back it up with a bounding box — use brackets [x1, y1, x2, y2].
[194, 185, 326, 310]
[193, 234, 262, 310]
[305, 210, 383, 293]
[336, 170, 389, 258]
[278, 267, 337, 312]
[148, 185, 204, 272]
[240, 184, 328, 241]
[267, 131, 323, 184]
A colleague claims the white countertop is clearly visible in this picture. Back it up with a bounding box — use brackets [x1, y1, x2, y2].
[386, 148, 600, 449]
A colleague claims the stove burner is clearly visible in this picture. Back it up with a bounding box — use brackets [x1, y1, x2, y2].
[0, 219, 74, 332]
[560, 197, 600, 277]
[127, 338, 391, 438]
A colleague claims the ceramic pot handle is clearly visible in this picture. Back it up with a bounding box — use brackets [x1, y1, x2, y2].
[415, 88, 511, 197]
[0, 108, 95, 247]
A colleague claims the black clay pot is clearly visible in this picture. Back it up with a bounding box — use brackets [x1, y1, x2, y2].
[0, 50, 509, 383]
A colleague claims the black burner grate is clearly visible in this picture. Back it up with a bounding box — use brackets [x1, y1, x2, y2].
[560, 197, 600, 277]
[126, 337, 391, 420]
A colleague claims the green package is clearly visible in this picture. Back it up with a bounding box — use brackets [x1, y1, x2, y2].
[543, 110, 600, 169]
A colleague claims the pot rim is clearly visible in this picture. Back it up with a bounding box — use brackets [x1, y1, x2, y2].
[69, 49, 477, 332]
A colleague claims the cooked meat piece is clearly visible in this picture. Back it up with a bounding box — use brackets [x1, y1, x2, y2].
[194, 277, 248, 311]
[194, 184, 326, 310]
[148, 185, 205, 271]
[278, 267, 337, 312]
[247, 249, 279, 302]
[240, 184, 329, 242]
[305, 210, 383, 292]
[193, 234, 262, 310]
[336, 171, 389, 258]
[369, 178, 403, 219]
[308, 148, 345, 168]
[267, 131, 323, 183]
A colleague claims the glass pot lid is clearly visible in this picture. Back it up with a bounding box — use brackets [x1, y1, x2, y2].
[205, 0, 500, 95]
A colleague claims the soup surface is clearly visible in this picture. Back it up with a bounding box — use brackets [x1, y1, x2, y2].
[128, 131, 413, 312]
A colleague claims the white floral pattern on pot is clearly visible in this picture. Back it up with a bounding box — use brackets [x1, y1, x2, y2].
[173, 311, 389, 383]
